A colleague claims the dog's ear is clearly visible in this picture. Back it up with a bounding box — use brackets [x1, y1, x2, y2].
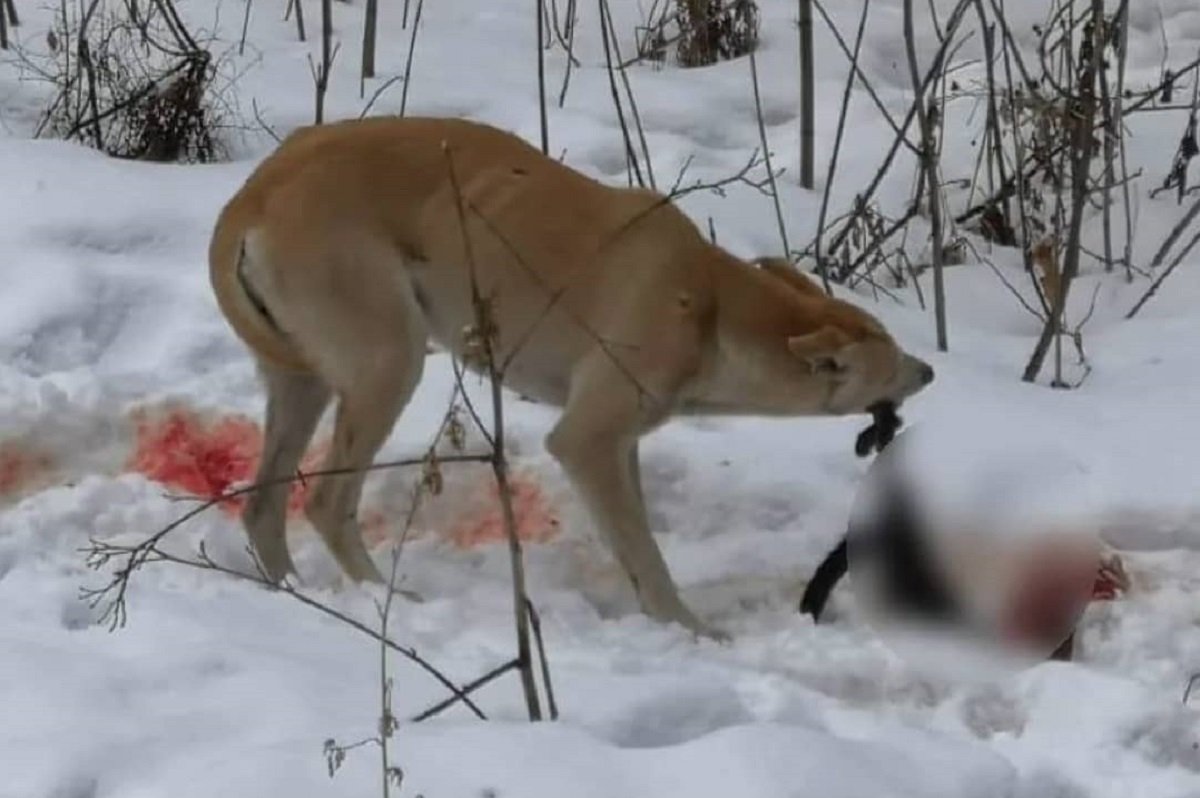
[757, 257, 826, 298]
[788, 326, 854, 374]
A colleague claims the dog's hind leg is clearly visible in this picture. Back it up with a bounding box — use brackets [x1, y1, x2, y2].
[297, 272, 429, 584]
[305, 362, 423, 583]
[243, 366, 331, 582]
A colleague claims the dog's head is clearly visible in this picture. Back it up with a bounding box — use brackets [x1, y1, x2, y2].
[787, 324, 934, 415]
[756, 258, 935, 415]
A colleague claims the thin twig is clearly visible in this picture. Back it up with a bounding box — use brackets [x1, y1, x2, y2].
[904, 0, 948, 351]
[1126, 226, 1200, 320]
[238, 0, 253, 56]
[1097, 3, 1116, 273]
[536, 0, 549, 153]
[399, 0, 426, 116]
[958, 52, 1200, 227]
[971, 0, 1014, 245]
[91, 543, 490, 719]
[310, 0, 336, 125]
[80, 452, 488, 629]
[997, 0, 1048, 316]
[811, 0, 913, 151]
[1149, 193, 1200, 271]
[458, 198, 656, 405]
[1185, 673, 1200, 705]
[961, 237, 1045, 321]
[600, 0, 655, 190]
[372, 406, 460, 789]
[748, 48, 790, 258]
[526, 598, 559, 720]
[826, 0, 972, 258]
[1023, 0, 1103, 384]
[359, 74, 405, 119]
[556, 0, 579, 107]
[410, 659, 520, 722]
[840, 204, 920, 281]
[813, 0, 870, 295]
[442, 142, 544, 721]
[598, 0, 646, 187]
[252, 97, 282, 142]
[289, 0, 307, 42]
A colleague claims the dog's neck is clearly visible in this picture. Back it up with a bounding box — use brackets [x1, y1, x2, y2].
[679, 257, 834, 417]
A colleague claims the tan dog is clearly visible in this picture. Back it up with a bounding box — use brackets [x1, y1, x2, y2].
[208, 116, 934, 639]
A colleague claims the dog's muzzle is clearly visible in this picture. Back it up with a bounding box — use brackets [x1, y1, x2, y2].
[916, 358, 935, 386]
[898, 353, 936, 397]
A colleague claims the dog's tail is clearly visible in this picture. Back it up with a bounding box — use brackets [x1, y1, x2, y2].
[209, 216, 311, 373]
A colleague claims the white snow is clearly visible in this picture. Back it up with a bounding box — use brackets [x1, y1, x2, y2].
[3, 0, 1200, 796]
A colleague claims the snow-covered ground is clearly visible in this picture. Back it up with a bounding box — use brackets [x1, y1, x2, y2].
[4, 0, 1200, 795]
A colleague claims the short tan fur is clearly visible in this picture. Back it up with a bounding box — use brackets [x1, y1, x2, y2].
[209, 116, 934, 639]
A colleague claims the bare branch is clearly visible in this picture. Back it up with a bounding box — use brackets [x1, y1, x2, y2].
[748, 48, 791, 258]
[399, 0, 427, 116]
[813, 0, 871, 295]
[1126, 224, 1200, 320]
[442, 142, 544, 721]
[86, 541, 491, 719]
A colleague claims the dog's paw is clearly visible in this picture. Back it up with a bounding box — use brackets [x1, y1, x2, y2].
[678, 614, 732, 644]
[700, 624, 734, 644]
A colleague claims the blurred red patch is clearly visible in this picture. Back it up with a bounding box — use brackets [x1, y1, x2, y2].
[1091, 552, 1130, 601]
[127, 406, 327, 517]
[123, 405, 555, 551]
[447, 472, 559, 548]
[0, 444, 54, 498]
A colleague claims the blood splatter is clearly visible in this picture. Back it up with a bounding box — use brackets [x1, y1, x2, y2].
[127, 406, 327, 518]
[1091, 552, 1130, 601]
[123, 404, 556, 551]
[447, 472, 559, 549]
[0, 444, 54, 499]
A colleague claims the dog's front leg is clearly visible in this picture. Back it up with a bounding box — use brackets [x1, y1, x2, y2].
[546, 360, 724, 641]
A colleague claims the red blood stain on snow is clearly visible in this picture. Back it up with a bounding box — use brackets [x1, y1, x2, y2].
[1091, 552, 1130, 601]
[122, 406, 554, 551]
[0, 444, 54, 498]
[447, 473, 559, 549]
[127, 407, 328, 518]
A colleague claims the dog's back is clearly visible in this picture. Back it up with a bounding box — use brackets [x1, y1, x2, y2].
[209, 116, 714, 386]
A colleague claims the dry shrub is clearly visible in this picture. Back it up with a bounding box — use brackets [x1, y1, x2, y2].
[23, 0, 227, 163]
[638, 0, 758, 67]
